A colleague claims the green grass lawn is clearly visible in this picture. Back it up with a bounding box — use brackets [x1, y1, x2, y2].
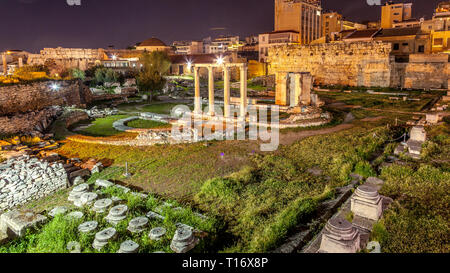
[77, 115, 131, 137]
[317, 90, 434, 112]
[126, 119, 172, 129]
[140, 103, 188, 115]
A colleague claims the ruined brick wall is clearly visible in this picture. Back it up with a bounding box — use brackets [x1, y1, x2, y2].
[0, 80, 90, 116]
[268, 42, 393, 88]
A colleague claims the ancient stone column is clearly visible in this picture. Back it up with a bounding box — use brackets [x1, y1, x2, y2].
[2, 54, 7, 76]
[208, 66, 215, 116]
[223, 66, 231, 118]
[319, 217, 361, 253]
[194, 66, 201, 114]
[293, 73, 302, 107]
[300, 73, 312, 105]
[275, 72, 288, 106]
[351, 185, 383, 221]
[239, 65, 248, 119]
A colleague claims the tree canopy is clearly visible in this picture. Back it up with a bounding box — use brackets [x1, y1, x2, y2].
[137, 51, 171, 100]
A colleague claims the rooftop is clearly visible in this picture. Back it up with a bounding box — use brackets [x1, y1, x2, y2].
[138, 37, 167, 47]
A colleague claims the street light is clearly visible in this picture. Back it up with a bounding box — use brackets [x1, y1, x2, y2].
[216, 56, 225, 66]
[50, 83, 60, 91]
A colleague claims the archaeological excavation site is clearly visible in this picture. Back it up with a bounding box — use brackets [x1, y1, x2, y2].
[0, 1, 448, 268]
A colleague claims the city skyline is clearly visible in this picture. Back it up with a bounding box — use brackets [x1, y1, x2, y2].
[0, 0, 443, 53]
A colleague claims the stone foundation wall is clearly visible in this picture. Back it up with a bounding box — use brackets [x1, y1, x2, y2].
[268, 42, 449, 90]
[0, 80, 91, 116]
[0, 107, 63, 136]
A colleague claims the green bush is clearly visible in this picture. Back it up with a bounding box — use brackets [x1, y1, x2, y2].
[377, 206, 449, 253]
[353, 161, 377, 178]
[379, 164, 450, 252]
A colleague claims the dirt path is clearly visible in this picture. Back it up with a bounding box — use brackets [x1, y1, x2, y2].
[279, 123, 355, 145]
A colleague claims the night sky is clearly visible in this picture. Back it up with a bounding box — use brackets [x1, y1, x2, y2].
[0, 0, 442, 53]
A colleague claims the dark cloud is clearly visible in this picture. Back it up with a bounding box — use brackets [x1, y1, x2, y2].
[0, 0, 441, 53]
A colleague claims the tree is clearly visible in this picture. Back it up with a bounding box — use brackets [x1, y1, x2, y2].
[104, 68, 118, 83]
[72, 68, 86, 81]
[94, 68, 105, 85]
[137, 51, 171, 101]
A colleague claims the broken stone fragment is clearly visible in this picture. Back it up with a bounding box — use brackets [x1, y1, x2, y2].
[118, 240, 139, 253]
[170, 227, 199, 253]
[0, 210, 47, 238]
[149, 227, 166, 241]
[48, 206, 68, 218]
[93, 227, 117, 251]
[127, 217, 148, 233]
[67, 241, 81, 253]
[95, 179, 114, 188]
[78, 221, 98, 234]
[92, 198, 113, 213]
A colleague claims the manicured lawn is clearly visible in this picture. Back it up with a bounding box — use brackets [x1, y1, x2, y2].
[126, 119, 172, 129]
[140, 103, 188, 115]
[76, 115, 131, 137]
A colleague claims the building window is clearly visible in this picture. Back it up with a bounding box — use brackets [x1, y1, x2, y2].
[402, 43, 409, 46]
[434, 38, 444, 46]
[393, 43, 400, 50]
[418, 45, 425, 53]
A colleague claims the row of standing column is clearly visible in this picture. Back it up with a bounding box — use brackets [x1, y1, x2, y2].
[194, 65, 247, 119]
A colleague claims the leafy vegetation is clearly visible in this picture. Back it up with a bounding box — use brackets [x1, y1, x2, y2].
[137, 51, 171, 101]
[375, 164, 450, 253]
[194, 126, 393, 252]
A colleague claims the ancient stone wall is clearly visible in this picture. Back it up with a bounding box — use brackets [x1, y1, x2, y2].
[391, 55, 450, 90]
[0, 80, 91, 116]
[27, 47, 104, 71]
[268, 42, 393, 88]
[0, 107, 63, 136]
[268, 42, 449, 90]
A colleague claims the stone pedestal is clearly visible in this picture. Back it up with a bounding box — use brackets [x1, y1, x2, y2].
[127, 216, 148, 233]
[170, 227, 199, 253]
[78, 221, 98, 234]
[410, 126, 427, 142]
[351, 185, 383, 221]
[149, 227, 166, 241]
[93, 227, 117, 250]
[118, 240, 139, 253]
[105, 205, 128, 226]
[319, 217, 360, 253]
[92, 198, 113, 213]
